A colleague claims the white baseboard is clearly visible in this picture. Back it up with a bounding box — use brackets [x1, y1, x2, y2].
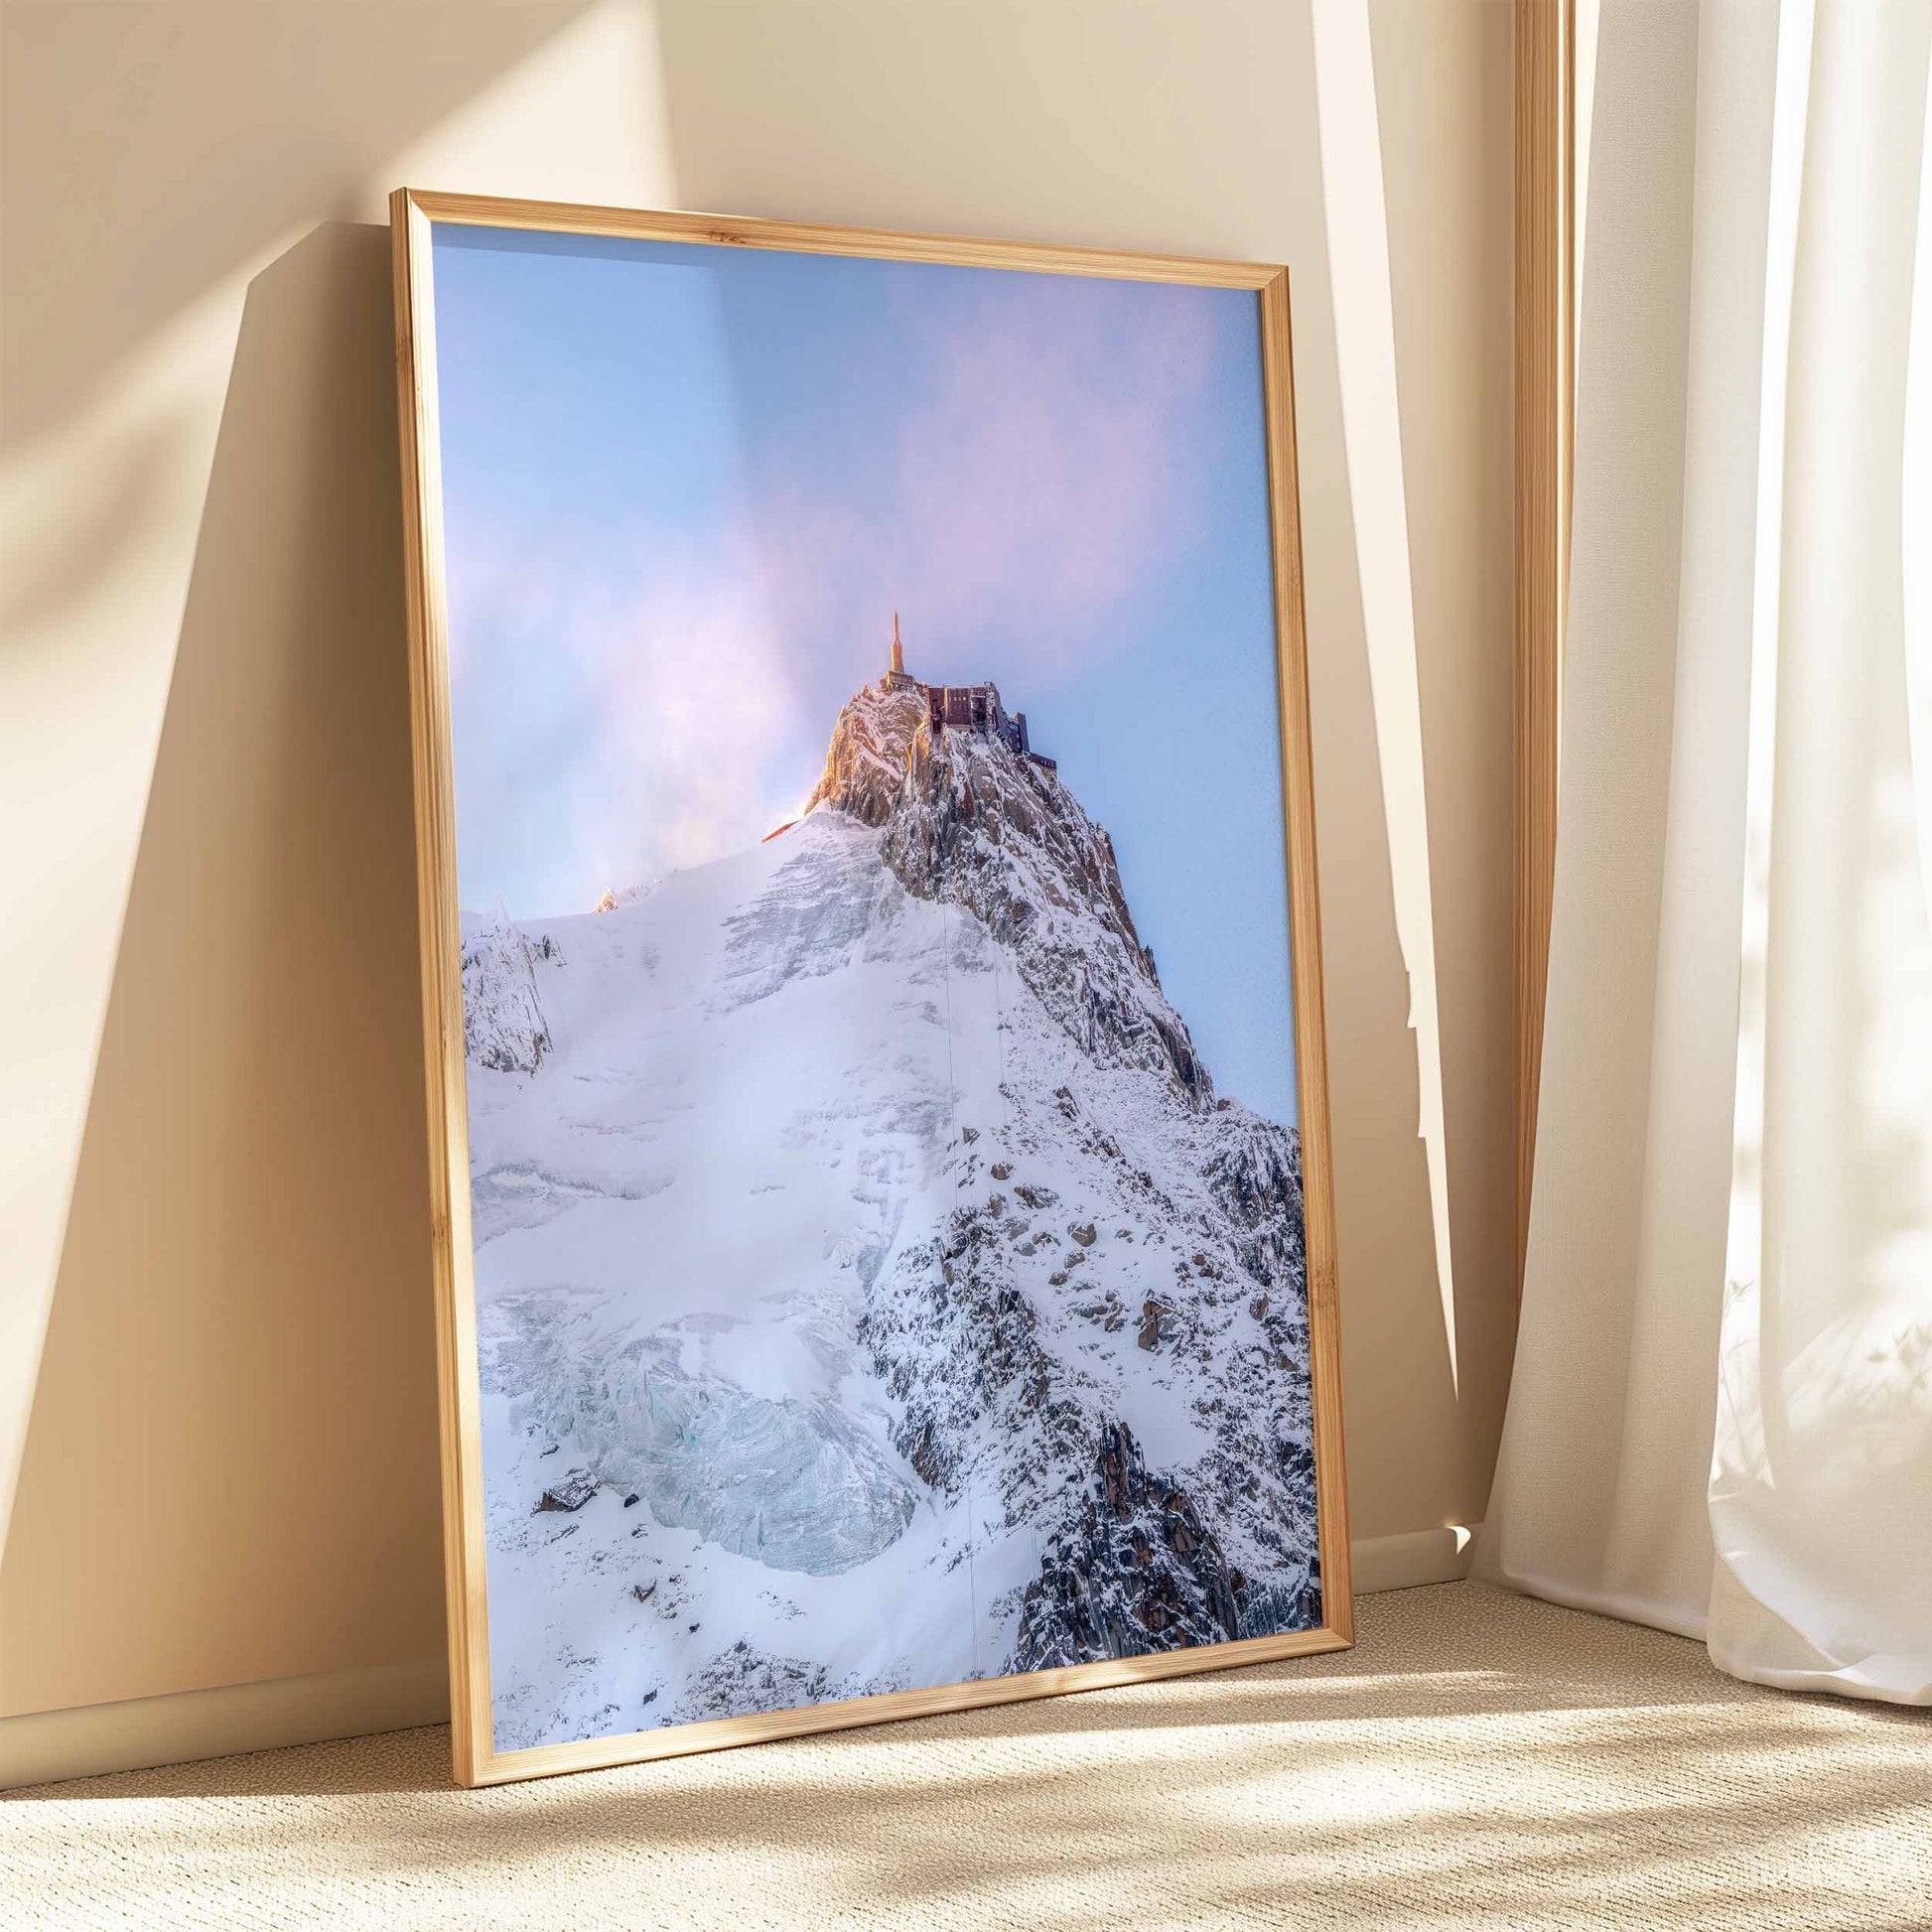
[1350, 1523, 1477, 1594]
[0, 1655, 449, 1791]
[1, 1526, 1478, 1789]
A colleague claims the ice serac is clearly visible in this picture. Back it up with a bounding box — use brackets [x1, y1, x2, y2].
[485, 1299, 916, 1576]
[590, 1376, 917, 1577]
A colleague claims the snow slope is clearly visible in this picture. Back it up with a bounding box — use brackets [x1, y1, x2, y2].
[462, 677, 1318, 1751]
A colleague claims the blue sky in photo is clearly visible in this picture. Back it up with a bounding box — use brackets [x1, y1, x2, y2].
[431, 223, 1299, 1124]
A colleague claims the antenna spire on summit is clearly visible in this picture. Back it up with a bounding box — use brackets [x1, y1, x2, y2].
[891, 611, 904, 678]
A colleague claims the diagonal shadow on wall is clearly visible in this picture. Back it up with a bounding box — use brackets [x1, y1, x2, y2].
[0, 223, 446, 1717]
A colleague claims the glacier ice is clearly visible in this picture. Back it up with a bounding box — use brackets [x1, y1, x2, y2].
[484, 1301, 916, 1575]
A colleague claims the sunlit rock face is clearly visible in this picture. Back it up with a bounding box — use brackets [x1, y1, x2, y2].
[803, 679, 930, 828]
[463, 655, 1318, 1752]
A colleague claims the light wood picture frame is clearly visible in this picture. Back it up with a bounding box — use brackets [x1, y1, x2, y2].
[390, 189, 1350, 1788]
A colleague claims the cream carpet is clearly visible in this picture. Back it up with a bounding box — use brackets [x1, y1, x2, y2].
[5, 1584, 1928, 1930]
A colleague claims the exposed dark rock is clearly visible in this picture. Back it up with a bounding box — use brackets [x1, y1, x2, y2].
[864, 694, 1215, 1108]
[1137, 1299, 1173, 1351]
[1011, 1423, 1245, 1671]
[534, 1467, 599, 1512]
[1205, 1118, 1308, 1289]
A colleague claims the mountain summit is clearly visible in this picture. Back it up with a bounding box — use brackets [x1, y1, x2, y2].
[804, 648, 1211, 1106]
[459, 629, 1318, 1750]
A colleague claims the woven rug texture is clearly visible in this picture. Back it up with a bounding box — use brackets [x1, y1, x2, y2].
[5, 1583, 1928, 1930]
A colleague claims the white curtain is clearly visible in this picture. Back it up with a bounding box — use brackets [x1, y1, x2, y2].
[1476, 0, 1932, 1705]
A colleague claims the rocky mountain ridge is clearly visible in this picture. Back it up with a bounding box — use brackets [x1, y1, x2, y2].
[808, 679, 1213, 1106]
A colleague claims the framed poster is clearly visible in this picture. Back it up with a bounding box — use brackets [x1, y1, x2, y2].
[390, 190, 1350, 1788]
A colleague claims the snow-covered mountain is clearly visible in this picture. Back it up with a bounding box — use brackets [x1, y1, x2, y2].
[462, 671, 1319, 1751]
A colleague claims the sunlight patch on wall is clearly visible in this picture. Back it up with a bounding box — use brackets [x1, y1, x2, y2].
[1310, 0, 1459, 1389]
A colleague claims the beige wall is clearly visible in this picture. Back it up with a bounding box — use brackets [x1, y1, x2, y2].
[0, 0, 1514, 1738]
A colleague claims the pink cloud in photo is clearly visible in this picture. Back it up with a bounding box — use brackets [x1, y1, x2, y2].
[881, 283, 1218, 680]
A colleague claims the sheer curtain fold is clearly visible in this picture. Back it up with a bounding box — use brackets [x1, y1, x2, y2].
[1476, 0, 1932, 1707]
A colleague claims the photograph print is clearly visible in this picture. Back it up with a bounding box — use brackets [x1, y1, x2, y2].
[393, 196, 1347, 1782]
